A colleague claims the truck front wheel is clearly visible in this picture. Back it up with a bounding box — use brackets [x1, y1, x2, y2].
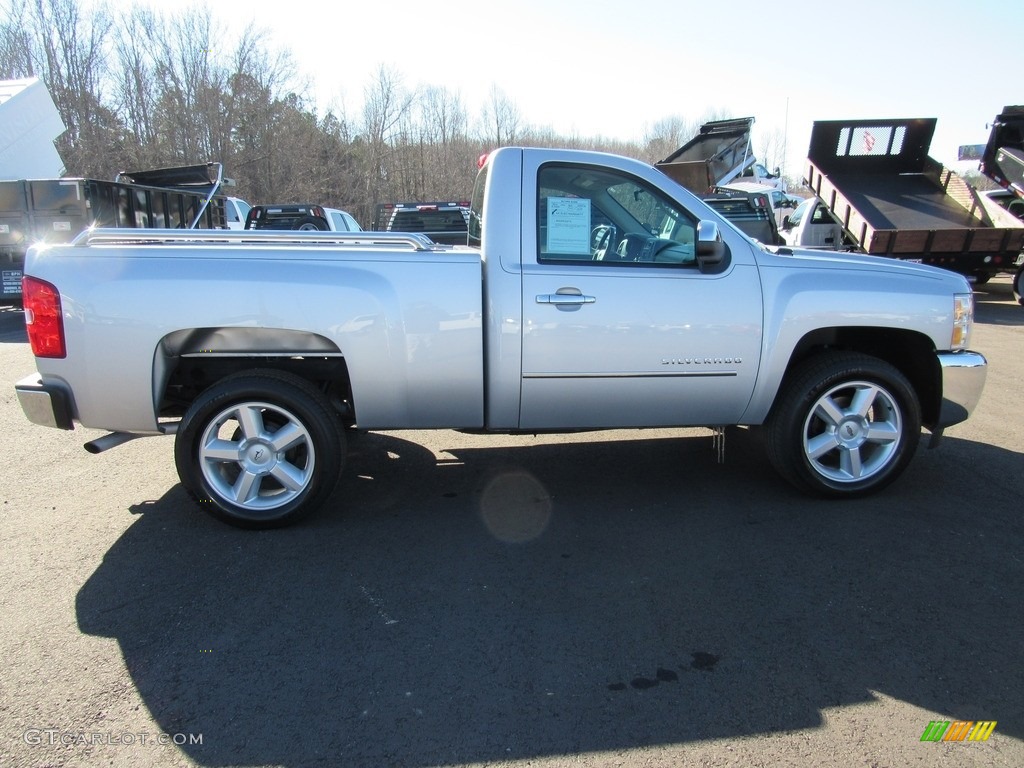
[765, 352, 921, 497]
[174, 370, 344, 528]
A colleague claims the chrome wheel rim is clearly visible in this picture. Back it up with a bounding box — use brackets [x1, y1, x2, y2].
[198, 401, 315, 511]
[802, 380, 902, 483]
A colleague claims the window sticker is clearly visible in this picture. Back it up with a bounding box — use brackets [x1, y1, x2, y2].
[546, 196, 591, 254]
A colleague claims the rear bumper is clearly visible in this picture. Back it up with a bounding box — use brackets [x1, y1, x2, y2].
[935, 350, 987, 429]
[15, 373, 74, 430]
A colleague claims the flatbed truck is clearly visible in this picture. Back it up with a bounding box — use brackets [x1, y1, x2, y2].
[782, 117, 1024, 285]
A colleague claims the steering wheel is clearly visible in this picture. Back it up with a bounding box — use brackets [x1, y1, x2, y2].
[614, 232, 650, 262]
[592, 224, 618, 260]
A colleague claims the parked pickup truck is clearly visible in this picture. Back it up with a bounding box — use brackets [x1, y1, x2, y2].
[244, 204, 362, 232]
[15, 147, 987, 529]
[782, 117, 1024, 284]
[372, 200, 470, 245]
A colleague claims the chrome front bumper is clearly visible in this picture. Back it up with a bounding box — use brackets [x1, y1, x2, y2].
[15, 373, 74, 430]
[935, 350, 987, 429]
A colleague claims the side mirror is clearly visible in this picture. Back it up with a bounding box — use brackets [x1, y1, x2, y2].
[695, 220, 726, 267]
[781, 215, 792, 230]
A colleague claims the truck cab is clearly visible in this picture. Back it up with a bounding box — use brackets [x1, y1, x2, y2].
[779, 197, 846, 249]
[223, 197, 252, 230]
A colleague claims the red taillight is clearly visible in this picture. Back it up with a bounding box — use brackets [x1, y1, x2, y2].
[23, 276, 66, 358]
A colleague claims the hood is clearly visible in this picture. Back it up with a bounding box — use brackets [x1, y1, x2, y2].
[755, 243, 973, 289]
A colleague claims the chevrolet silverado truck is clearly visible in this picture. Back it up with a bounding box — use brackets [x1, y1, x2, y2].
[15, 147, 986, 529]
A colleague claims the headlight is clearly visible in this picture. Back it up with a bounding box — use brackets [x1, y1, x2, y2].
[951, 293, 973, 350]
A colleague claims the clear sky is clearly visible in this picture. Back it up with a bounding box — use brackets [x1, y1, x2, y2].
[147, 0, 1023, 178]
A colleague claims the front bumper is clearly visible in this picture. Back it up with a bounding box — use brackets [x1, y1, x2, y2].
[935, 350, 987, 429]
[15, 373, 74, 430]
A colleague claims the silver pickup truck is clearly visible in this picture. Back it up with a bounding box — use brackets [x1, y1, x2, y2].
[15, 147, 987, 528]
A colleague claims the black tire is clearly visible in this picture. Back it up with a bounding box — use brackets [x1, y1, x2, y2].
[290, 216, 328, 231]
[1014, 266, 1024, 306]
[765, 352, 921, 497]
[971, 271, 992, 286]
[174, 370, 344, 529]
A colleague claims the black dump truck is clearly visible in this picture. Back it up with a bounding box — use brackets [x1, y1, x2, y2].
[1, 162, 239, 305]
[655, 117, 786, 245]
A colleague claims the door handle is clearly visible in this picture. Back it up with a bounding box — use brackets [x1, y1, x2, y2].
[536, 288, 595, 306]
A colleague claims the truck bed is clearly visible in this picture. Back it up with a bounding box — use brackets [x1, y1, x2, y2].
[804, 118, 1024, 259]
[833, 173, 979, 230]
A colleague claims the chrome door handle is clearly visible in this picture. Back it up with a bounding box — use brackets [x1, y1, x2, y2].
[536, 288, 595, 305]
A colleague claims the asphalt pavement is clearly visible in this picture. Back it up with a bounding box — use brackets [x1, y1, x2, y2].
[0, 281, 1021, 768]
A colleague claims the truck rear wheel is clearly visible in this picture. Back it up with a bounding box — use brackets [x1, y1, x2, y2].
[1014, 266, 1024, 305]
[765, 352, 921, 497]
[174, 370, 344, 528]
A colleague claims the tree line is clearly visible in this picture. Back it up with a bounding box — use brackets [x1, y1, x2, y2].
[0, 0, 780, 227]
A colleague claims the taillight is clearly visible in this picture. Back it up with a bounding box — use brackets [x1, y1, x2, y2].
[22, 276, 66, 358]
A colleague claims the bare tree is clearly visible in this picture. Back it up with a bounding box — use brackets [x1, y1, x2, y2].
[0, 1, 35, 78]
[756, 125, 786, 176]
[1, 4, 766, 221]
[641, 115, 695, 164]
[479, 85, 521, 147]
[110, 5, 160, 166]
[358, 66, 416, 207]
[17, 0, 116, 176]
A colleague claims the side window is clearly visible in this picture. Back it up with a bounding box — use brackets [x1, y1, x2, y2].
[810, 204, 836, 225]
[234, 199, 251, 223]
[537, 164, 697, 266]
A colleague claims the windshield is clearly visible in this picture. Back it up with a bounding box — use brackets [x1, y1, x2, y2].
[788, 198, 813, 227]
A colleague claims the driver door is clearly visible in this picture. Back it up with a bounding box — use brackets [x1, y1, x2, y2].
[519, 161, 763, 430]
